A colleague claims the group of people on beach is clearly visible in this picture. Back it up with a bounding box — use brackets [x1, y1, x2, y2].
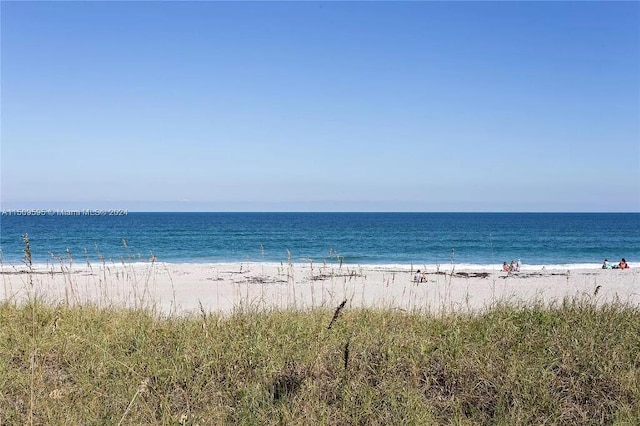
[602, 258, 630, 269]
[502, 259, 521, 273]
[414, 257, 629, 279]
[413, 270, 427, 283]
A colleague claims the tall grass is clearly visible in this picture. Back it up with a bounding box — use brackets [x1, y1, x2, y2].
[1, 300, 639, 424]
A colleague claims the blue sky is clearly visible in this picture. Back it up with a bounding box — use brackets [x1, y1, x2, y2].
[1, 1, 638, 212]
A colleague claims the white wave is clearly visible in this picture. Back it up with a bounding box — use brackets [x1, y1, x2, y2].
[0, 260, 617, 274]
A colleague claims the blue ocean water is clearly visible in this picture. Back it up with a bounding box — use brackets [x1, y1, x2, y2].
[0, 213, 638, 268]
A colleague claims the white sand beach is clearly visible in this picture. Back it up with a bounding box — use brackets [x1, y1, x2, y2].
[1, 262, 638, 315]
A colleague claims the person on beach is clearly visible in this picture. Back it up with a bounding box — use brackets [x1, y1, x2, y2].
[509, 260, 516, 272]
[618, 258, 629, 269]
[503, 262, 510, 272]
[516, 259, 521, 272]
[602, 259, 612, 269]
[414, 270, 422, 282]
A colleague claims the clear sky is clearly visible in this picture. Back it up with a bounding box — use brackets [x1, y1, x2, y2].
[1, 1, 639, 212]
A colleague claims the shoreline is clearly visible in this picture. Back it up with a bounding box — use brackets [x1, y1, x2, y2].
[0, 260, 625, 272]
[2, 261, 638, 316]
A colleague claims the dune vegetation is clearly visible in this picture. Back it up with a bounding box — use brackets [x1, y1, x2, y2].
[1, 297, 639, 425]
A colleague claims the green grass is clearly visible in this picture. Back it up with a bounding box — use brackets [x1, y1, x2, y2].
[1, 299, 639, 425]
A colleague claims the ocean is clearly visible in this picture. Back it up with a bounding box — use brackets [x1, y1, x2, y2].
[1, 212, 638, 269]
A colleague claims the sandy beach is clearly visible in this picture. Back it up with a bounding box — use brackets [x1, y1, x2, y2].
[1, 261, 638, 315]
